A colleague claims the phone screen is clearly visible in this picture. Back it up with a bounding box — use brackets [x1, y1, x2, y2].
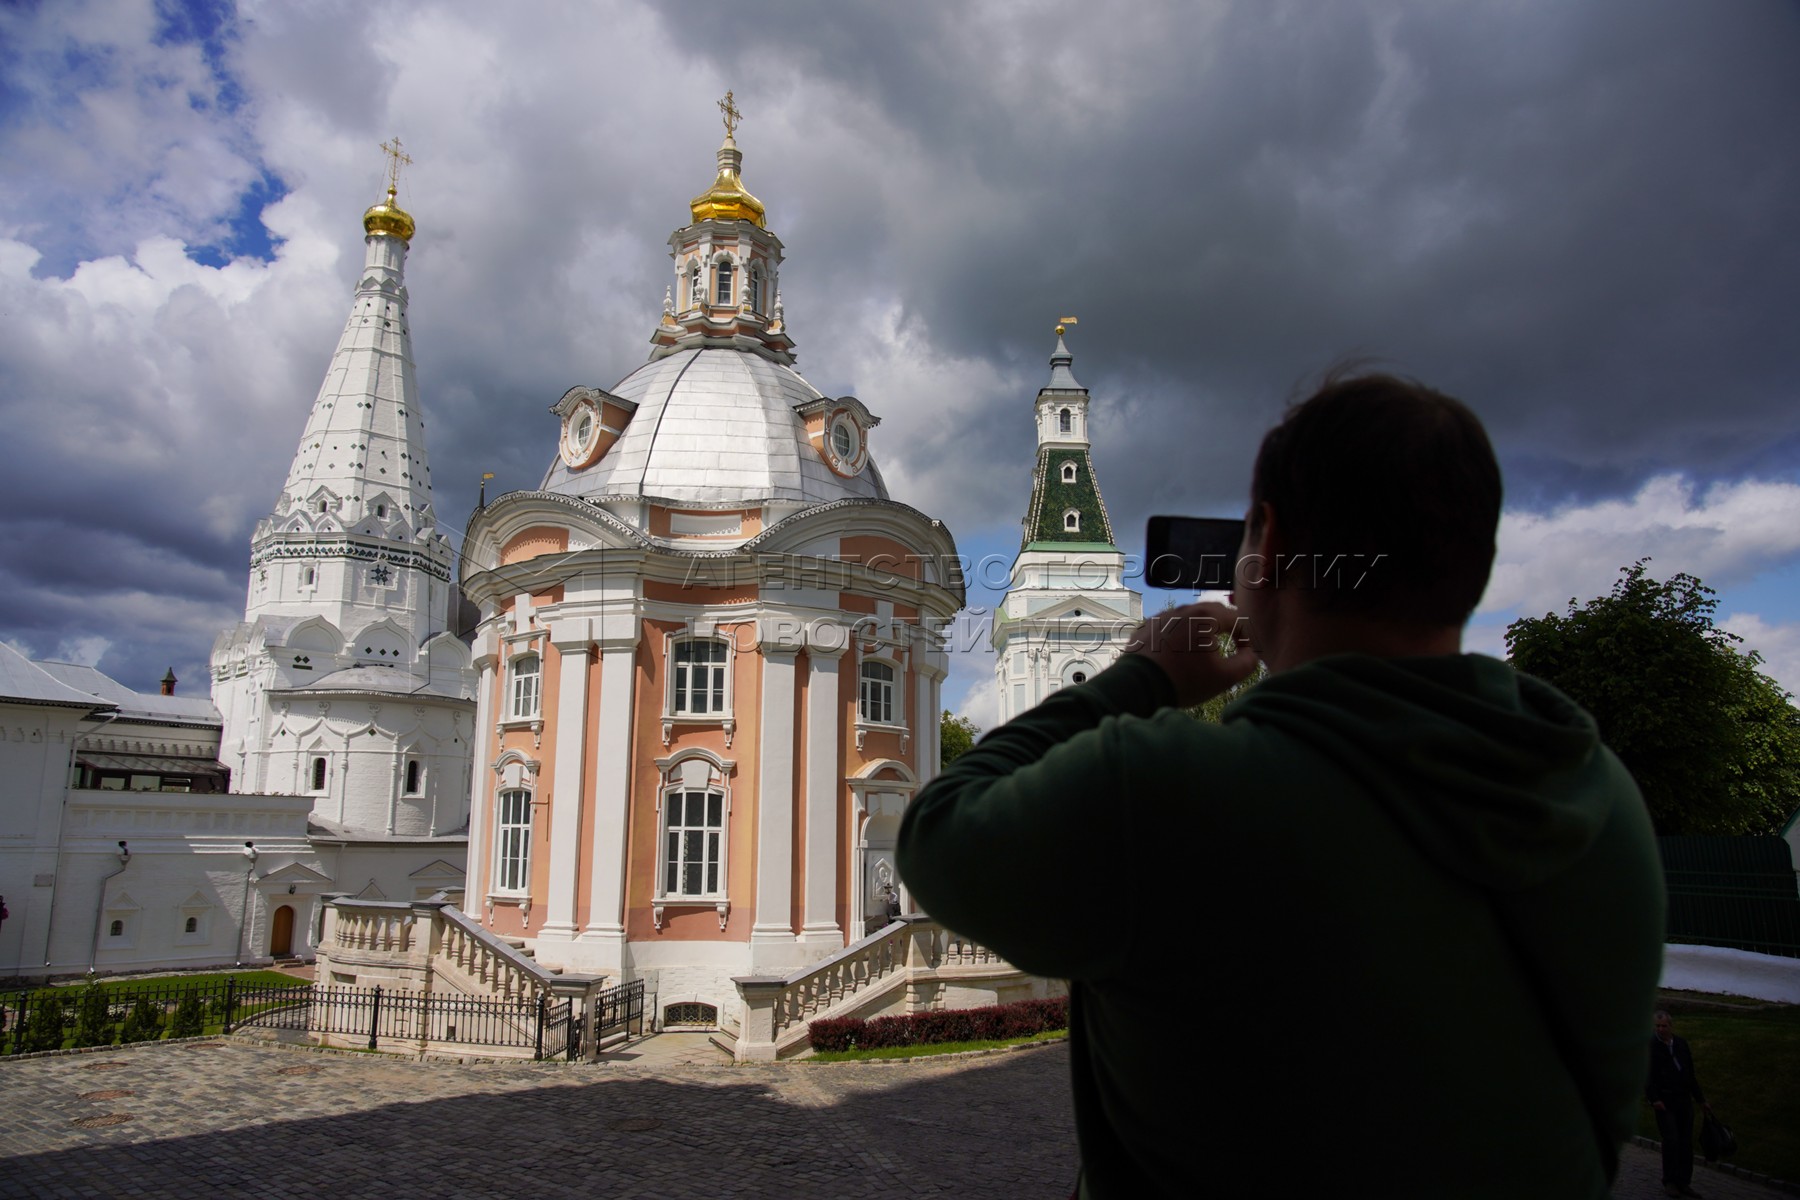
[1144, 516, 1246, 590]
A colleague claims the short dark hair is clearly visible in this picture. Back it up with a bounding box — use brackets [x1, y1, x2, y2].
[1249, 371, 1502, 625]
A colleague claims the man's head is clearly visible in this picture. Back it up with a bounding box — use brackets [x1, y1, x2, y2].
[1243, 370, 1502, 627]
[1654, 1011, 1674, 1042]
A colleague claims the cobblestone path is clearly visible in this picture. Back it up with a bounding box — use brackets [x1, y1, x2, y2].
[0, 1039, 1077, 1199]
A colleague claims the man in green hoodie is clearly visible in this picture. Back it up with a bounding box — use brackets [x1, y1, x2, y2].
[896, 373, 1665, 1198]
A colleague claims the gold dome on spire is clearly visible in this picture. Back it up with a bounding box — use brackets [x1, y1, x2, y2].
[690, 92, 765, 228]
[363, 185, 416, 242]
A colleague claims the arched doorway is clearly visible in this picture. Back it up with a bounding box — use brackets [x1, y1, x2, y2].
[270, 904, 295, 957]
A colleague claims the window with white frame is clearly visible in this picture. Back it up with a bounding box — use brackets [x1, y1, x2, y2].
[310, 756, 327, 791]
[494, 788, 532, 892]
[748, 264, 762, 312]
[1061, 462, 1078, 483]
[1059, 408, 1072, 433]
[404, 758, 422, 795]
[663, 789, 724, 897]
[509, 653, 541, 720]
[714, 260, 733, 305]
[671, 639, 728, 715]
[1064, 510, 1081, 532]
[859, 660, 896, 724]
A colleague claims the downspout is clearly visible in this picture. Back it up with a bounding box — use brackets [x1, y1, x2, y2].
[86, 841, 131, 973]
[235, 840, 259, 966]
[45, 708, 119, 968]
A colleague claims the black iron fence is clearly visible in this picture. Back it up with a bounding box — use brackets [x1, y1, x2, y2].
[1660, 835, 1800, 959]
[1, 976, 648, 1061]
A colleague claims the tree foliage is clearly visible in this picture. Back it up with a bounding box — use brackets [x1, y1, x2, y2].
[72, 982, 114, 1048]
[1505, 561, 1800, 835]
[941, 710, 980, 768]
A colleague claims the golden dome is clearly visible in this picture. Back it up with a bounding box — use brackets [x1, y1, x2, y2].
[363, 186, 416, 242]
[689, 136, 766, 228]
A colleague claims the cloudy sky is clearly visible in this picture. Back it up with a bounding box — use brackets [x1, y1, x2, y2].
[3, 0, 1797, 727]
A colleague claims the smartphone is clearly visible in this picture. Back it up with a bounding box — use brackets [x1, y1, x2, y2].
[1144, 516, 1245, 590]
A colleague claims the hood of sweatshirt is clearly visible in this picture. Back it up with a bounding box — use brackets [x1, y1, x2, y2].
[1226, 653, 1625, 892]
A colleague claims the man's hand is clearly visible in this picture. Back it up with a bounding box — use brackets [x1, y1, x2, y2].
[1123, 600, 1260, 707]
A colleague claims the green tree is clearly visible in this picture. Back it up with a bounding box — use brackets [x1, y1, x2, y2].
[1505, 561, 1800, 835]
[18, 992, 68, 1053]
[72, 982, 115, 1048]
[1185, 631, 1265, 724]
[941, 710, 980, 768]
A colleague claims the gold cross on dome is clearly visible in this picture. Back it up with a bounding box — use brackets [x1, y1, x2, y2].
[718, 91, 742, 138]
[379, 136, 414, 193]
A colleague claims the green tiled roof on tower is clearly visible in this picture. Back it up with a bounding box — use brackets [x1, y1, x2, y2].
[1022, 445, 1117, 549]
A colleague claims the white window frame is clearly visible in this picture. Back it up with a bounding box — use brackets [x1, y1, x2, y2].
[859, 659, 897, 725]
[661, 787, 726, 899]
[403, 757, 423, 796]
[747, 264, 762, 312]
[1061, 462, 1078, 483]
[1059, 407, 1072, 433]
[665, 635, 733, 733]
[1064, 509, 1081, 532]
[493, 787, 533, 895]
[714, 259, 734, 306]
[508, 652, 542, 721]
[309, 755, 328, 793]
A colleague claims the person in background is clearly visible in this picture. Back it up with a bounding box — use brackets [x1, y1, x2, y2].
[1647, 1010, 1712, 1197]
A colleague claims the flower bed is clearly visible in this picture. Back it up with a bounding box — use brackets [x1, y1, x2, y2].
[808, 995, 1067, 1053]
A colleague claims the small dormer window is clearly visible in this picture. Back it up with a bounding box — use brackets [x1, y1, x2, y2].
[301, 567, 316, 586]
[715, 260, 733, 305]
[1061, 462, 1078, 483]
[376, 504, 386, 518]
[318, 500, 329, 513]
[1064, 510, 1081, 532]
[1059, 408, 1072, 433]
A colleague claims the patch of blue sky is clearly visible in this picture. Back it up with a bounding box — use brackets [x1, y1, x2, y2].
[153, 0, 243, 111]
[1714, 557, 1800, 625]
[187, 167, 288, 267]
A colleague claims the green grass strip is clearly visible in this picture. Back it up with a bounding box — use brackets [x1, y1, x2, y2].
[807, 1028, 1067, 1063]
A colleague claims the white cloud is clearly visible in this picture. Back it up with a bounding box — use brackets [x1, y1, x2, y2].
[1720, 613, 1800, 699]
[1480, 475, 1800, 618]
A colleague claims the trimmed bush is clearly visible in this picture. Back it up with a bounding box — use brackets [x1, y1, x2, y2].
[18, 993, 69, 1053]
[118, 998, 163, 1044]
[72, 983, 115, 1048]
[808, 995, 1068, 1053]
[169, 994, 205, 1039]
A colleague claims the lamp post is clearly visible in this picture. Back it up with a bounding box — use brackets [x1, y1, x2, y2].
[86, 840, 131, 974]
[235, 840, 258, 967]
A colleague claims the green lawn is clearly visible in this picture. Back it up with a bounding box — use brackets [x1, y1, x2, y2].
[5, 971, 311, 1053]
[806, 1029, 1068, 1063]
[1636, 993, 1800, 1185]
[43, 969, 302, 994]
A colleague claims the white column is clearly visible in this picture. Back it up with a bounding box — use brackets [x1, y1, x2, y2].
[461, 650, 498, 920]
[579, 622, 638, 968]
[917, 657, 946, 788]
[752, 645, 799, 944]
[799, 638, 846, 944]
[540, 632, 592, 940]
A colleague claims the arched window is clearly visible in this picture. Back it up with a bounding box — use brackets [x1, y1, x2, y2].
[1059, 408, 1072, 433]
[1061, 462, 1078, 483]
[510, 653, 541, 720]
[404, 759, 422, 795]
[663, 789, 724, 896]
[1064, 510, 1081, 532]
[671, 639, 728, 715]
[310, 756, 327, 791]
[184, 916, 198, 934]
[318, 499, 329, 513]
[714, 260, 734, 306]
[495, 789, 532, 892]
[748, 265, 762, 312]
[109, 920, 123, 937]
[859, 661, 896, 724]
[376, 503, 386, 518]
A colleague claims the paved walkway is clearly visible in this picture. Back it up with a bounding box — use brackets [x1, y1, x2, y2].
[0, 1036, 1788, 1198]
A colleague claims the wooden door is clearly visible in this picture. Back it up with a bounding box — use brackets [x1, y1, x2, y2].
[270, 904, 294, 957]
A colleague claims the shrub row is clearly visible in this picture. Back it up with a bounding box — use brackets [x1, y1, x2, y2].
[809, 995, 1068, 1053]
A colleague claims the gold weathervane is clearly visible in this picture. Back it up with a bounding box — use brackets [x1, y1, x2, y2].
[1056, 316, 1078, 336]
[718, 91, 742, 139]
[380, 136, 414, 194]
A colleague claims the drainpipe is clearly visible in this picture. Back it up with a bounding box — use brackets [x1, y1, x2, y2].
[235, 840, 259, 967]
[86, 841, 131, 974]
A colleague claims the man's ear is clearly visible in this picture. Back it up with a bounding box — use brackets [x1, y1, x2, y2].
[1245, 502, 1281, 560]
